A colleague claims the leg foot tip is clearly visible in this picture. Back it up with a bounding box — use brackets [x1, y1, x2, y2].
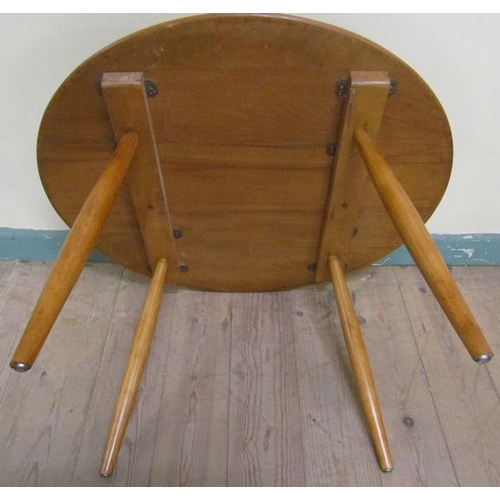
[10, 362, 31, 372]
[100, 472, 111, 478]
[474, 353, 493, 364]
[382, 467, 394, 473]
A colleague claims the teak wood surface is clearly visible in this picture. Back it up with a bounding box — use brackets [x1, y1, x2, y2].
[316, 71, 391, 278]
[37, 14, 453, 292]
[101, 72, 176, 275]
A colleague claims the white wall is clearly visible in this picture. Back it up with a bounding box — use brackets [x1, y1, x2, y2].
[1, 13, 499, 233]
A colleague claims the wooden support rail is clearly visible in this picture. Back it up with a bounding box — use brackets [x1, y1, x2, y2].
[316, 71, 391, 279]
[101, 72, 176, 275]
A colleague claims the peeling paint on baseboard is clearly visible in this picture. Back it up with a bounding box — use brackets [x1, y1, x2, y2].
[373, 233, 500, 265]
[1, 228, 499, 266]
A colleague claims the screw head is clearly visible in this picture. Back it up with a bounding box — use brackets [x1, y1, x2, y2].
[94, 81, 103, 95]
[179, 264, 189, 273]
[389, 78, 398, 96]
[144, 80, 158, 98]
[335, 77, 350, 97]
[326, 143, 337, 156]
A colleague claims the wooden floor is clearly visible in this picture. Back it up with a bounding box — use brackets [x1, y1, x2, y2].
[0, 261, 499, 486]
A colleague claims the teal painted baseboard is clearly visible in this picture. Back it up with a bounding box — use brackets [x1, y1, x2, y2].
[0, 228, 110, 264]
[1, 228, 500, 266]
[372, 233, 500, 265]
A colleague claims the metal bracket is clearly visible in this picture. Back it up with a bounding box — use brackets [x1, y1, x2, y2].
[335, 77, 398, 97]
[335, 77, 350, 97]
[144, 80, 158, 98]
[326, 143, 337, 156]
[95, 78, 158, 98]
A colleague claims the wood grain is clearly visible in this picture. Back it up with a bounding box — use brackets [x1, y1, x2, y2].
[0, 264, 122, 486]
[316, 71, 390, 278]
[0, 263, 49, 409]
[1, 262, 500, 486]
[69, 269, 173, 486]
[449, 267, 500, 391]
[148, 289, 232, 486]
[329, 256, 393, 472]
[100, 258, 167, 477]
[159, 143, 328, 291]
[37, 14, 453, 290]
[349, 267, 458, 486]
[228, 292, 305, 486]
[101, 73, 177, 277]
[10, 131, 139, 370]
[394, 266, 500, 486]
[355, 129, 492, 362]
[0, 261, 19, 367]
[290, 281, 382, 486]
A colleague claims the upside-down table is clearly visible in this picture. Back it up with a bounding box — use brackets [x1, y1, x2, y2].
[9, 14, 493, 476]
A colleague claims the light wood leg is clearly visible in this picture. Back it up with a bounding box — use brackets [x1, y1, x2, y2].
[354, 129, 493, 363]
[9, 131, 140, 372]
[100, 258, 168, 477]
[329, 256, 393, 472]
[329, 256, 394, 472]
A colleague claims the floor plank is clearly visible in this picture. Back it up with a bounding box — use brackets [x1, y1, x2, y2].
[0, 262, 50, 459]
[450, 267, 500, 392]
[394, 266, 500, 486]
[291, 281, 382, 486]
[1, 262, 500, 486]
[148, 289, 232, 486]
[228, 292, 305, 486]
[350, 267, 458, 486]
[0, 261, 16, 310]
[0, 263, 122, 486]
[70, 269, 174, 486]
[0, 262, 48, 400]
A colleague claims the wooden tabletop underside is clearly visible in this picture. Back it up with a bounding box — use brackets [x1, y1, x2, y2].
[38, 14, 452, 292]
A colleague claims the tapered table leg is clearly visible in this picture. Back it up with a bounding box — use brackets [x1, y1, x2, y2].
[9, 131, 140, 372]
[329, 256, 394, 472]
[100, 258, 168, 478]
[354, 129, 493, 363]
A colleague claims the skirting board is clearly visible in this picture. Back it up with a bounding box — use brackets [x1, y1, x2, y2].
[1, 228, 499, 266]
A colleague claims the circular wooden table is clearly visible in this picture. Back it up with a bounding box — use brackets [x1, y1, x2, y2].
[14, 15, 492, 478]
[38, 13, 453, 292]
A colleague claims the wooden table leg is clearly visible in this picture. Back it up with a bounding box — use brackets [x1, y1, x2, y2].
[9, 131, 140, 372]
[100, 258, 168, 478]
[354, 129, 493, 363]
[329, 256, 394, 472]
